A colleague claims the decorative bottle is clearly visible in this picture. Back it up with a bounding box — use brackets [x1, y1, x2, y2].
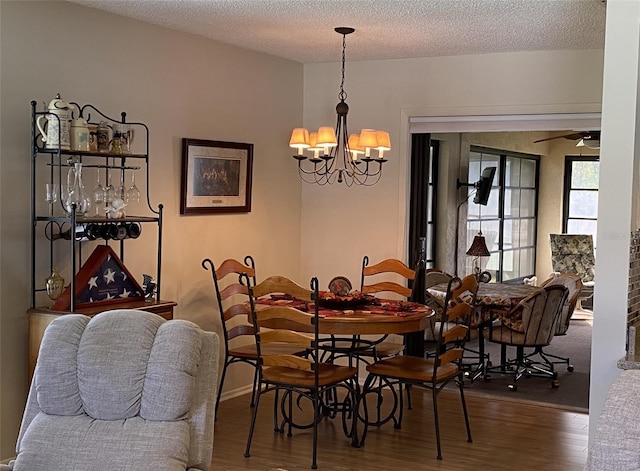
[64, 162, 90, 215]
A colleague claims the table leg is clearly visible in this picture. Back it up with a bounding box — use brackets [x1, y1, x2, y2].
[404, 331, 425, 357]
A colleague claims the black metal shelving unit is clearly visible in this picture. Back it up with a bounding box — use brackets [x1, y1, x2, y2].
[29, 101, 164, 311]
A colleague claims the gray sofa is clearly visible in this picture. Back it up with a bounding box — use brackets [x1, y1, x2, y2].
[2, 310, 219, 471]
[585, 369, 640, 470]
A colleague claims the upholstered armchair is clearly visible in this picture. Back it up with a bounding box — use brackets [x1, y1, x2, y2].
[549, 234, 595, 309]
[2, 310, 219, 471]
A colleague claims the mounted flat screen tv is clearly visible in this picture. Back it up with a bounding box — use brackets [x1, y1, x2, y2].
[473, 167, 496, 206]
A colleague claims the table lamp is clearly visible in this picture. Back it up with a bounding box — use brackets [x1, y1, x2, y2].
[466, 230, 491, 277]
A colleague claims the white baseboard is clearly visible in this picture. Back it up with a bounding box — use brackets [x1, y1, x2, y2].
[219, 383, 254, 403]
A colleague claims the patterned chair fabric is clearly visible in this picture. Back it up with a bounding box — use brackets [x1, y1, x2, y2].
[549, 234, 595, 283]
[5, 310, 219, 471]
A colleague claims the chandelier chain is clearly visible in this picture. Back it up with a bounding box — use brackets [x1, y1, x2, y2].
[339, 32, 347, 102]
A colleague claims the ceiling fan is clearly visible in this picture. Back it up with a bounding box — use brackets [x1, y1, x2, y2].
[534, 131, 601, 148]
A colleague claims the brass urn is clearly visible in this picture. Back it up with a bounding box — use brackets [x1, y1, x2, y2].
[45, 267, 65, 302]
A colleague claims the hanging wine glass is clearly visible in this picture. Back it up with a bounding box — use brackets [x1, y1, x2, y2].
[117, 169, 127, 202]
[93, 167, 106, 216]
[127, 169, 141, 203]
[104, 163, 116, 204]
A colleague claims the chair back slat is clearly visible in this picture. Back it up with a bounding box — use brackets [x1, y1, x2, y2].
[219, 282, 249, 300]
[226, 324, 254, 340]
[259, 328, 313, 347]
[445, 302, 473, 323]
[360, 257, 415, 299]
[223, 303, 251, 322]
[216, 258, 256, 280]
[261, 354, 314, 371]
[438, 347, 465, 366]
[361, 281, 411, 298]
[442, 324, 469, 344]
[252, 275, 312, 301]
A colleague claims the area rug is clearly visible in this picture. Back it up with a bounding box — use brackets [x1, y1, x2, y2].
[459, 319, 591, 412]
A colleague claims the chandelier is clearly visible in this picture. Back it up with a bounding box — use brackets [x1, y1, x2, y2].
[289, 27, 390, 186]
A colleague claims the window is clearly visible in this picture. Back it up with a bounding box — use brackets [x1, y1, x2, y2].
[563, 156, 599, 241]
[465, 146, 540, 282]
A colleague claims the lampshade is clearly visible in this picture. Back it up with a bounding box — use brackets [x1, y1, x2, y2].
[466, 233, 491, 257]
[348, 133, 364, 160]
[375, 131, 391, 151]
[358, 129, 378, 148]
[316, 126, 338, 148]
[289, 128, 309, 149]
[289, 128, 310, 157]
[308, 131, 323, 158]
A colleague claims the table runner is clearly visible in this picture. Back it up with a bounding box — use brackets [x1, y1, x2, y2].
[258, 294, 430, 318]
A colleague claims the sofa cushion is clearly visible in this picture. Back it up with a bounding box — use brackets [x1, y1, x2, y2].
[13, 414, 189, 471]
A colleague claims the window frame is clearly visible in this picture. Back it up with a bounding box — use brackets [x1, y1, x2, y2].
[562, 155, 599, 235]
[466, 146, 540, 282]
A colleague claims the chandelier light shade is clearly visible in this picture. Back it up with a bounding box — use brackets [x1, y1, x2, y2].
[289, 27, 390, 186]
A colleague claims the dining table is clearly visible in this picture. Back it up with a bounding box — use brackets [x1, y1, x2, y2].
[256, 293, 434, 351]
[254, 292, 434, 445]
[427, 281, 543, 380]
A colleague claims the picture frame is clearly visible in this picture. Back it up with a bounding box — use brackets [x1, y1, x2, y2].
[180, 138, 253, 214]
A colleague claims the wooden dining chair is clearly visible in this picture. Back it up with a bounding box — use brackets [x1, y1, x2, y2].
[358, 256, 416, 359]
[360, 274, 478, 460]
[202, 257, 305, 418]
[424, 269, 454, 345]
[482, 284, 569, 391]
[244, 275, 360, 470]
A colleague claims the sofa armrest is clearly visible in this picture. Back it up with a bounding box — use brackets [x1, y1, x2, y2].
[585, 370, 640, 470]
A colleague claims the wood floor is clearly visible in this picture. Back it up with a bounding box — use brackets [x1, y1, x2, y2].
[210, 387, 589, 471]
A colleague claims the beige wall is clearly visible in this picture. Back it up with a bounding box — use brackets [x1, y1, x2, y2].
[0, 1, 303, 457]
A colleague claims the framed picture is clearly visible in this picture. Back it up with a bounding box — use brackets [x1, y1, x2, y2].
[180, 138, 253, 214]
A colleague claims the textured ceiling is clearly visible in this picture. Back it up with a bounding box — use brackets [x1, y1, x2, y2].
[67, 0, 607, 63]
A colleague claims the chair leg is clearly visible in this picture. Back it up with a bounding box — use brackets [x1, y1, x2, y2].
[432, 387, 442, 460]
[215, 359, 229, 421]
[312, 389, 319, 469]
[287, 390, 293, 438]
[249, 364, 260, 407]
[273, 388, 280, 432]
[406, 383, 412, 410]
[395, 379, 404, 429]
[458, 376, 472, 444]
[244, 377, 263, 458]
